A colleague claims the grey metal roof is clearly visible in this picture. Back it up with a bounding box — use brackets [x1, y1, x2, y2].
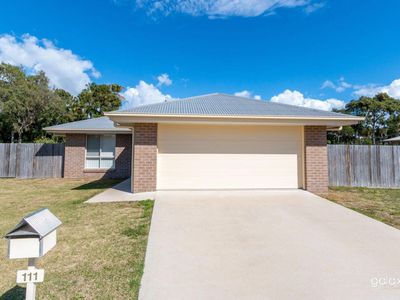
[115, 93, 358, 119]
[6, 208, 62, 239]
[5, 224, 39, 238]
[44, 116, 130, 133]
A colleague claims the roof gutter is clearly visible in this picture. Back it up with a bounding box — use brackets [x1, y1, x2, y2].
[326, 126, 343, 131]
[44, 127, 131, 136]
[104, 111, 364, 121]
[105, 112, 364, 127]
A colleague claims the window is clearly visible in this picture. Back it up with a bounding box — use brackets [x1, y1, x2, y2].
[85, 135, 116, 169]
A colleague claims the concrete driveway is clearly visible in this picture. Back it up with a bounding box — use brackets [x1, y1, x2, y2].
[139, 190, 400, 300]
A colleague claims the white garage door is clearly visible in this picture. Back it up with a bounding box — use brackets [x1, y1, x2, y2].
[157, 124, 303, 190]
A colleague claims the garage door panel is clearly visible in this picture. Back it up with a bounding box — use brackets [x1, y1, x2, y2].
[158, 124, 300, 140]
[158, 139, 300, 155]
[158, 154, 299, 189]
[157, 124, 302, 190]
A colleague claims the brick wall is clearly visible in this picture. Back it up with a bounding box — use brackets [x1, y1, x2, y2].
[64, 133, 131, 179]
[65, 125, 328, 193]
[114, 134, 132, 178]
[132, 123, 158, 193]
[304, 126, 328, 193]
[64, 134, 86, 178]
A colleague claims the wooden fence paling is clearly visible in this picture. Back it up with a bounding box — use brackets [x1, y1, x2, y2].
[0, 143, 17, 177]
[0, 143, 64, 178]
[328, 145, 400, 188]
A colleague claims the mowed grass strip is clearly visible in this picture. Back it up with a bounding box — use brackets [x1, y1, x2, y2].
[324, 187, 400, 229]
[0, 178, 153, 300]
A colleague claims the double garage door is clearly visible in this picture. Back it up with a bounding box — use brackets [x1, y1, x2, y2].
[157, 124, 303, 190]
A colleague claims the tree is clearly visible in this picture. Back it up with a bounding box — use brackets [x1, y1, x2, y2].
[0, 63, 65, 142]
[327, 126, 355, 144]
[0, 113, 13, 142]
[329, 93, 400, 144]
[27, 88, 72, 142]
[0, 63, 123, 142]
[0, 64, 24, 142]
[55, 88, 75, 122]
[74, 83, 122, 120]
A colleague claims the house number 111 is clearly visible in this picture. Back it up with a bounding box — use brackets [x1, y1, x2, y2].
[16, 269, 45, 284]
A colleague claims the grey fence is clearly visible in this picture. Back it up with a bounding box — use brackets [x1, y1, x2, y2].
[328, 144, 400, 188]
[0, 143, 64, 178]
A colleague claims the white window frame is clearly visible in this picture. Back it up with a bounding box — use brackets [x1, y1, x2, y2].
[85, 134, 116, 169]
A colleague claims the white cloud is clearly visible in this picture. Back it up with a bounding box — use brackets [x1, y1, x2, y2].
[0, 34, 99, 95]
[321, 80, 335, 89]
[340, 81, 352, 89]
[270, 89, 345, 111]
[354, 79, 400, 98]
[157, 73, 172, 86]
[234, 90, 251, 98]
[120, 80, 172, 108]
[234, 90, 261, 100]
[136, 0, 314, 18]
[335, 86, 345, 93]
[321, 76, 400, 99]
[304, 1, 325, 14]
[321, 77, 352, 93]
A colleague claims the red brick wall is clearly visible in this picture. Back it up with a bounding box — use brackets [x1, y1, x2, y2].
[65, 126, 328, 193]
[64, 134, 86, 178]
[132, 123, 158, 193]
[304, 126, 328, 193]
[114, 134, 132, 178]
[64, 134, 131, 179]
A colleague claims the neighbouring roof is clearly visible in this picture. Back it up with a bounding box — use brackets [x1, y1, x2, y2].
[385, 136, 400, 142]
[44, 116, 131, 134]
[111, 93, 360, 119]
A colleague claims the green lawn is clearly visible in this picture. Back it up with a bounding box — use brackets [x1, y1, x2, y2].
[323, 187, 400, 229]
[0, 178, 153, 300]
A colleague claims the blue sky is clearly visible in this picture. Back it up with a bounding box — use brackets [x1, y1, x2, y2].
[1, 0, 400, 110]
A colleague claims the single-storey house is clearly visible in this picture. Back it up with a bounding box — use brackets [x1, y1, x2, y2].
[45, 93, 363, 193]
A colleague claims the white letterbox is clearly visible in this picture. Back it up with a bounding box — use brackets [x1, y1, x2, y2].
[5, 208, 62, 259]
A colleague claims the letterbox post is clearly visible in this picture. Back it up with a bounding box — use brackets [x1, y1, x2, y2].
[26, 258, 37, 300]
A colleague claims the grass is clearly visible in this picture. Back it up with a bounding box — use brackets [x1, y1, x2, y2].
[323, 186, 400, 229]
[0, 178, 153, 300]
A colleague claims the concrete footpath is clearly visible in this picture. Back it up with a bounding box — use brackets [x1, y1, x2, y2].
[86, 179, 155, 203]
